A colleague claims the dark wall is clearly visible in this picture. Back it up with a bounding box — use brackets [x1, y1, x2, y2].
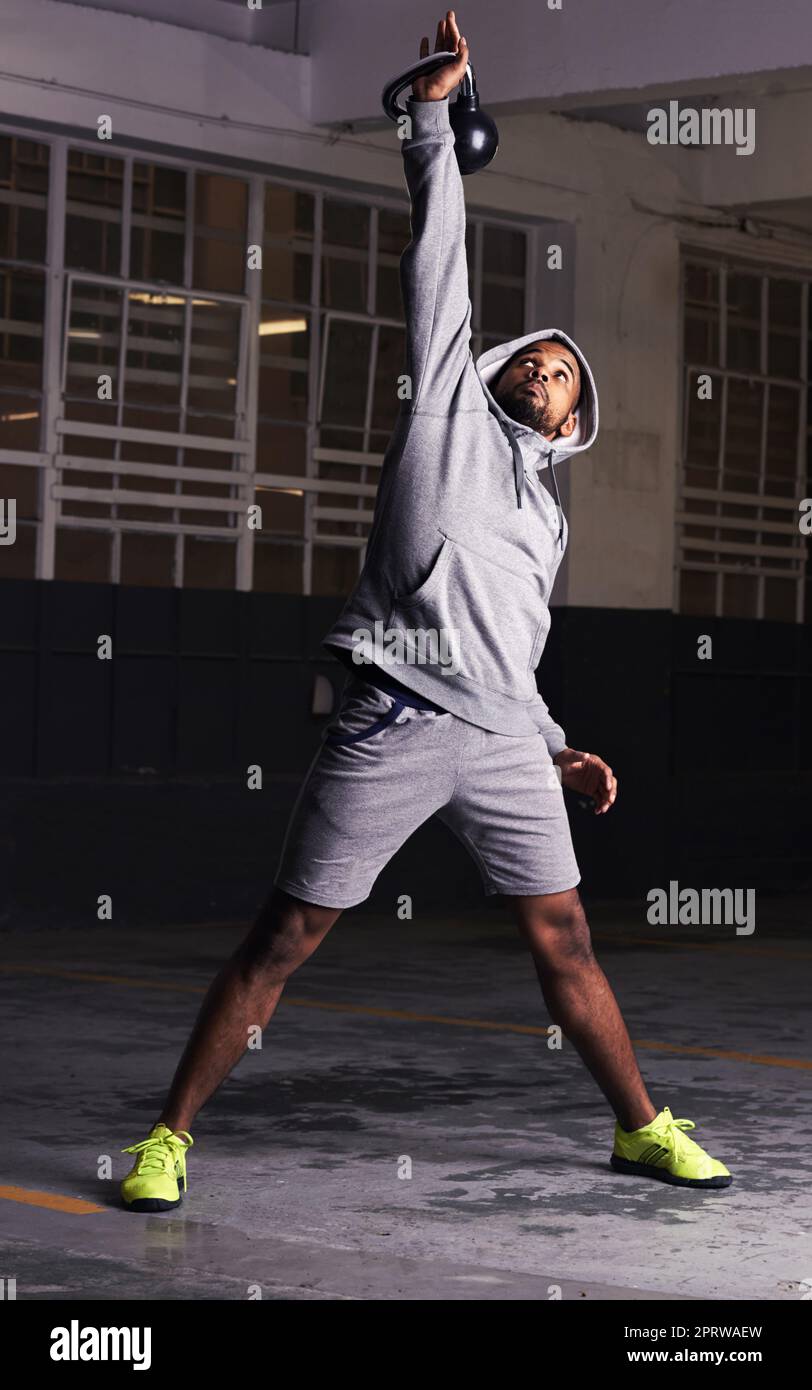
[551, 608, 812, 895]
[668, 614, 812, 889]
[0, 577, 345, 779]
[1, 578, 810, 929]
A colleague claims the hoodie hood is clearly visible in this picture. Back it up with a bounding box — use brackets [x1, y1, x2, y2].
[476, 328, 599, 520]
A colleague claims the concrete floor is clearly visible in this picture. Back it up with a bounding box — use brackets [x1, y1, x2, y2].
[1, 898, 811, 1301]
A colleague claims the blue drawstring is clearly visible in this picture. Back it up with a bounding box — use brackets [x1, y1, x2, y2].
[325, 696, 405, 746]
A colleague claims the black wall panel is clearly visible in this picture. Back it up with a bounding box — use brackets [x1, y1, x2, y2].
[113, 654, 176, 773]
[1, 578, 810, 922]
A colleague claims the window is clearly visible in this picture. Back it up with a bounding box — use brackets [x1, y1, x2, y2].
[55, 150, 251, 589]
[678, 252, 808, 622]
[65, 150, 124, 276]
[0, 123, 532, 595]
[255, 197, 531, 595]
[0, 134, 49, 580]
[131, 161, 186, 285]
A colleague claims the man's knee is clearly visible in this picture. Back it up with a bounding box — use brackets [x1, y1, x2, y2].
[512, 887, 595, 967]
[237, 888, 342, 980]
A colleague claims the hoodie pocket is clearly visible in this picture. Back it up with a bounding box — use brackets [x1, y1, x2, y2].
[527, 607, 551, 674]
[387, 533, 543, 697]
[392, 532, 454, 607]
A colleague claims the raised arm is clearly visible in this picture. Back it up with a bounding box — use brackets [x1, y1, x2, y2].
[399, 13, 477, 412]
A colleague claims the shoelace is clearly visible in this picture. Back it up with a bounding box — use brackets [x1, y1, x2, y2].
[657, 1116, 698, 1161]
[121, 1131, 193, 1173]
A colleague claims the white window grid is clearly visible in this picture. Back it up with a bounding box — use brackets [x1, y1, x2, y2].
[678, 249, 810, 621]
[0, 124, 534, 593]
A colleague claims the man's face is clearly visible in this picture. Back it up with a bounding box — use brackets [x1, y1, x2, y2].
[492, 340, 581, 440]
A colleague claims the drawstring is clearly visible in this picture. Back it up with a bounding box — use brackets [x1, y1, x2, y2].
[547, 453, 565, 549]
[498, 417, 565, 549]
[499, 417, 525, 510]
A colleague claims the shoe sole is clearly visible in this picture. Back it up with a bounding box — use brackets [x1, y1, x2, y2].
[610, 1154, 732, 1188]
[121, 1190, 184, 1213]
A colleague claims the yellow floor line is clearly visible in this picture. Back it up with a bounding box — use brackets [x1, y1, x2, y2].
[1, 963, 810, 1070]
[0, 1185, 105, 1214]
[0, 965, 204, 993]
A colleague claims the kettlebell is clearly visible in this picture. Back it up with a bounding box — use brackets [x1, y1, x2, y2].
[381, 50, 499, 174]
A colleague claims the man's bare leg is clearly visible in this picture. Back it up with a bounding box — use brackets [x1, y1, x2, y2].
[508, 887, 657, 1132]
[157, 888, 342, 1135]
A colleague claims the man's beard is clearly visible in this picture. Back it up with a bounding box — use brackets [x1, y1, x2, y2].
[494, 383, 567, 438]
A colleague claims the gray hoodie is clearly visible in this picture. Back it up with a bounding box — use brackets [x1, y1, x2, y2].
[322, 95, 599, 755]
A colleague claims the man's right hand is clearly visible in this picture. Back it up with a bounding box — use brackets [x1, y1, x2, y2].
[412, 9, 469, 102]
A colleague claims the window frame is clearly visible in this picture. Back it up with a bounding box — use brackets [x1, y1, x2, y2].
[0, 121, 540, 595]
[677, 246, 810, 623]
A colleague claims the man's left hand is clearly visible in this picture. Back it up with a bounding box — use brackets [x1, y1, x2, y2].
[553, 747, 617, 814]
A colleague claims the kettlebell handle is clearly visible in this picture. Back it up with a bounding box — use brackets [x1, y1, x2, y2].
[381, 50, 498, 174]
[381, 51, 476, 123]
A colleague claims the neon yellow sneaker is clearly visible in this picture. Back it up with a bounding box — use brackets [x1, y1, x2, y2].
[120, 1123, 194, 1211]
[610, 1106, 732, 1189]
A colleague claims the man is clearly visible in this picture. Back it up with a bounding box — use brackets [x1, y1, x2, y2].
[120, 10, 731, 1211]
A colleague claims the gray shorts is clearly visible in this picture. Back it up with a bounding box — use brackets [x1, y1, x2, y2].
[273, 675, 581, 909]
